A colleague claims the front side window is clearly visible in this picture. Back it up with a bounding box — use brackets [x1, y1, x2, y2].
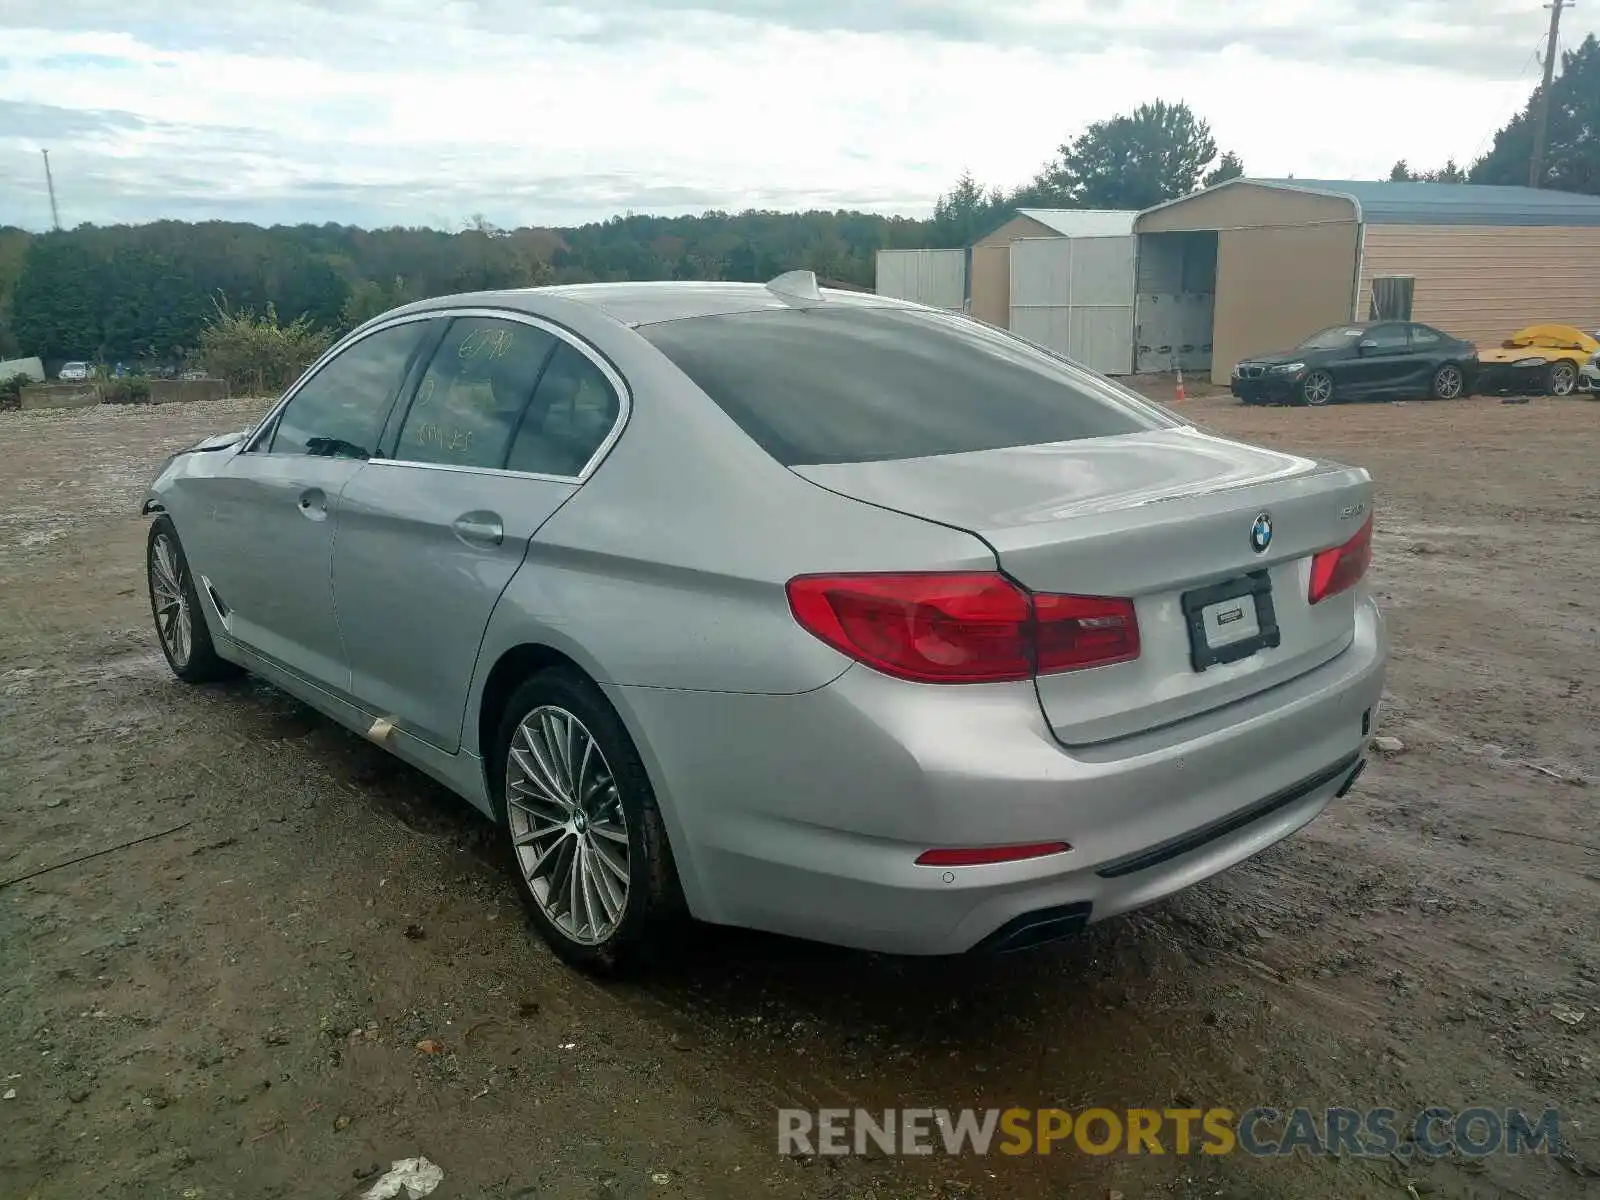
[272, 322, 429, 458]
[638, 305, 1166, 467]
[396, 317, 556, 469]
[1362, 325, 1409, 351]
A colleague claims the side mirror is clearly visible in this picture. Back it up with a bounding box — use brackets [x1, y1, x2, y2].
[1358, 339, 1378, 353]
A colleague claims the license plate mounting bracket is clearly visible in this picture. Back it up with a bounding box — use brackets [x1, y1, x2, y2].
[1182, 569, 1281, 672]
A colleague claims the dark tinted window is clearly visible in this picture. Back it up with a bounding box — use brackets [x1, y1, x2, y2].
[505, 343, 621, 476]
[639, 306, 1165, 466]
[273, 322, 428, 458]
[397, 317, 556, 469]
[1409, 324, 1445, 346]
[1362, 325, 1409, 351]
[1298, 326, 1364, 350]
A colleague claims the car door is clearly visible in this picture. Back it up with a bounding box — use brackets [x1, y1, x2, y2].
[1345, 323, 1413, 399]
[1405, 324, 1453, 389]
[332, 312, 627, 752]
[185, 317, 437, 690]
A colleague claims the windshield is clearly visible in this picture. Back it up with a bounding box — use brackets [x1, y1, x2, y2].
[1298, 327, 1364, 351]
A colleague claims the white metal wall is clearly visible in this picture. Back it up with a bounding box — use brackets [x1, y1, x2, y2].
[1007, 236, 1136, 375]
[874, 249, 967, 311]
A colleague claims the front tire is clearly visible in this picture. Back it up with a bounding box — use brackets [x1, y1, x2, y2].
[1548, 361, 1578, 397]
[1431, 363, 1465, 400]
[146, 516, 240, 684]
[1301, 370, 1335, 406]
[495, 667, 683, 975]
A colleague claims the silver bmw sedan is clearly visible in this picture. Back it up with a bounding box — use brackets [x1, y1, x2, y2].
[143, 273, 1386, 974]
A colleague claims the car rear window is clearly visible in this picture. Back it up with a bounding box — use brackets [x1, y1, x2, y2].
[638, 306, 1171, 466]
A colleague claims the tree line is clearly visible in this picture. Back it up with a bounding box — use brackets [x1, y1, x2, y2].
[0, 212, 932, 366]
[1, 33, 1593, 371]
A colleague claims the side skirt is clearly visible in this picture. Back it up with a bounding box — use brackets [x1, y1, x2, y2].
[219, 634, 495, 820]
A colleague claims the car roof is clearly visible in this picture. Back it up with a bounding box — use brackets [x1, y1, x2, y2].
[393, 280, 910, 329]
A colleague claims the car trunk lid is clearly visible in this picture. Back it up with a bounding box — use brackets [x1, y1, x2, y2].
[794, 427, 1372, 746]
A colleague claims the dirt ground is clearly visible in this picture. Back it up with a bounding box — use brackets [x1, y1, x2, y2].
[1, 388, 1597, 1200]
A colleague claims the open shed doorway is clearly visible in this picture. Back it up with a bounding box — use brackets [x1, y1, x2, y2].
[1134, 232, 1217, 374]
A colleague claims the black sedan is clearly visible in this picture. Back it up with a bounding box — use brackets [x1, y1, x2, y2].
[1231, 321, 1478, 406]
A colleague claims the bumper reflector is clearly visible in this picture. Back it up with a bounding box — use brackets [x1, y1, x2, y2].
[916, 841, 1071, 867]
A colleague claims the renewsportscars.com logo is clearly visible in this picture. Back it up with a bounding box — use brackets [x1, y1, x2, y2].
[778, 1106, 1563, 1159]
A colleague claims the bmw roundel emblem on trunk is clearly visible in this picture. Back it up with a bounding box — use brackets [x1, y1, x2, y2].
[1250, 512, 1273, 553]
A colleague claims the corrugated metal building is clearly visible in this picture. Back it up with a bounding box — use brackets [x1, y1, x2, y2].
[969, 208, 1139, 375]
[874, 248, 967, 310]
[1134, 178, 1600, 383]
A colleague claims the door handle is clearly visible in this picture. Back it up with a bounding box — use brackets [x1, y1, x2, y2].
[298, 488, 328, 521]
[452, 512, 504, 547]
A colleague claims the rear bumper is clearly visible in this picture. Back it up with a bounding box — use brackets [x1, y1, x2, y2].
[608, 596, 1387, 955]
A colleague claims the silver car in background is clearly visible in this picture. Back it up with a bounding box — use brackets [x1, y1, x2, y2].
[143, 272, 1386, 974]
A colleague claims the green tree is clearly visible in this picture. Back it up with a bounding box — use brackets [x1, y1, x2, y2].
[1427, 159, 1468, 184]
[1203, 151, 1245, 188]
[1472, 33, 1600, 193]
[1389, 158, 1468, 184]
[12, 235, 102, 360]
[0, 227, 31, 358]
[197, 298, 331, 396]
[930, 171, 1004, 247]
[1037, 100, 1220, 209]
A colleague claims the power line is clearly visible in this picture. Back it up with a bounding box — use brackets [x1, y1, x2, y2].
[1529, 0, 1573, 187]
[1463, 36, 1546, 170]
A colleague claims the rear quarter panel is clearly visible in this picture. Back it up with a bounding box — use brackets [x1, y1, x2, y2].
[462, 326, 1002, 911]
[462, 324, 999, 737]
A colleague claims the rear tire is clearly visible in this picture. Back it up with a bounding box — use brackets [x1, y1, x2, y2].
[1431, 363, 1465, 400]
[1548, 361, 1578, 397]
[146, 516, 241, 684]
[495, 667, 684, 976]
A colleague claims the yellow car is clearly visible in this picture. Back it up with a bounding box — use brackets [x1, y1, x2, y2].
[1476, 325, 1599, 397]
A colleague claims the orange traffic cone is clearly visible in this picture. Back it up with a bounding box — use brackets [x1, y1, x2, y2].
[1174, 366, 1186, 403]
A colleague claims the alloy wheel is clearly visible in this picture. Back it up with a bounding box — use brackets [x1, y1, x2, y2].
[149, 534, 192, 668]
[506, 706, 630, 946]
[1434, 365, 1464, 399]
[1550, 362, 1577, 396]
[1303, 371, 1334, 406]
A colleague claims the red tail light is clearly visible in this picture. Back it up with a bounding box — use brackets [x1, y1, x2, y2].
[1308, 515, 1373, 604]
[785, 572, 1139, 684]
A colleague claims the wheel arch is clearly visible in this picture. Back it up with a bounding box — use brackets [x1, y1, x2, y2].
[476, 642, 589, 787]
[470, 638, 708, 917]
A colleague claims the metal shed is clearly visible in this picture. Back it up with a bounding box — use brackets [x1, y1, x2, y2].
[1134, 178, 1600, 383]
[971, 209, 1139, 375]
[874, 248, 967, 311]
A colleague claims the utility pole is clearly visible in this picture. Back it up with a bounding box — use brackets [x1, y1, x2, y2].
[41, 149, 60, 230]
[1529, 0, 1572, 188]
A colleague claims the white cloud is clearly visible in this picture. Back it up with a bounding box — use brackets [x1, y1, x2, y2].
[0, 0, 1593, 229]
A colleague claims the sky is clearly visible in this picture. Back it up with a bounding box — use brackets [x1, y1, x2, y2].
[2, 0, 1596, 231]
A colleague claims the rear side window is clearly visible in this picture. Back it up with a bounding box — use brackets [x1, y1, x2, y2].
[505, 343, 621, 476]
[639, 306, 1167, 466]
[396, 317, 556, 470]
